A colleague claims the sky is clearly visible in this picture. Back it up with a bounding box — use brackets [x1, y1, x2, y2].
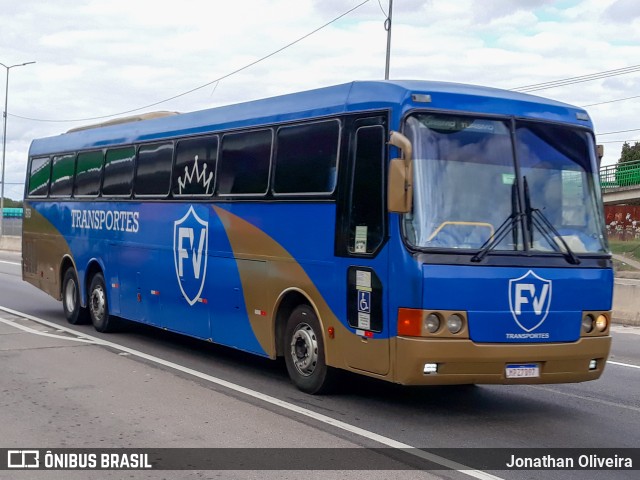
[1, 0, 640, 200]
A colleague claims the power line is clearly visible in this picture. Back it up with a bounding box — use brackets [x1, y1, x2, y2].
[10, 0, 371, 124]
[581, 94, 640, 108]
[597, 127, 640, 136]
[598, 139, 640, 144]
[376, 0, 388, 16]
[513, 64, 640, 93]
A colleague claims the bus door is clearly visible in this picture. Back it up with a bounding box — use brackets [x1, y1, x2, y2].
[338, 117, 390, 376]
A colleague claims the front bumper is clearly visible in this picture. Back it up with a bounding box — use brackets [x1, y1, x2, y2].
[393, 335, 612, 385]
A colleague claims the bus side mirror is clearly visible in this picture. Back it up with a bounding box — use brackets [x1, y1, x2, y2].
[388, 131, 413, 213]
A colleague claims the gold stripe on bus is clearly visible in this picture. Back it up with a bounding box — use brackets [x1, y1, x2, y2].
[22, 203, 74, 300]
[212, 205, 390, 374]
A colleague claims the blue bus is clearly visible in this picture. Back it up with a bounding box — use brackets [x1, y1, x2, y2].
[23, 80, 612, 393]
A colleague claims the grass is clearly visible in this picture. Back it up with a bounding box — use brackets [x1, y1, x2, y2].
[613, 258, 639, 272]
[608, 238, 640, 272]
[608, 238, 640, 262]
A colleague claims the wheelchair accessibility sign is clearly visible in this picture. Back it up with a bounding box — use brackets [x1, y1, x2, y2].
[348, 267, 381, 333]
[357, 290, 371, 330]
[358, 291, 371, 314]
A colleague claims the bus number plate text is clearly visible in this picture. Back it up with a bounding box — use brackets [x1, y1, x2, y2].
[505, 363, 540, 378]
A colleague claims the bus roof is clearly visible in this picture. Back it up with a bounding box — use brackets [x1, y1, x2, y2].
[29, 80, 592, 156]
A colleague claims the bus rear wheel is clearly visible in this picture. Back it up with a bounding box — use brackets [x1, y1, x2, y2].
[88, 272, 117, 333]
[284, 305, 336, 394]
[62, 268, 89, 325]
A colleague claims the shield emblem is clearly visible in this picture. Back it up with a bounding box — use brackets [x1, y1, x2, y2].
[508, 270, 552, 333]
[173, 206, 209, 306]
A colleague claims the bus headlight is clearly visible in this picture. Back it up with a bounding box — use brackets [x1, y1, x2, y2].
[595, 315, 608, 332]
[446, 314, 463, 334]
[582, 315, 594, 333]
[424, 313, 440, 334]
[397, 309, 468, 338]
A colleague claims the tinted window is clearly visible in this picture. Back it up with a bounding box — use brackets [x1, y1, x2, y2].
[217, 129, 272, 195]
[173, 136, 218, 196]
[274, 120, 340, 194]
[74, 151, 103, 197]
[349, 126, 385, 254]
[50, 154, 75, 197]
[28, 157, 51, 197]
[135, 143, 173, 196]
[103, 147, 135, 196]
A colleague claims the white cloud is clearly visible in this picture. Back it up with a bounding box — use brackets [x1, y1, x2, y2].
[470, 0, 555, 23]
[603, 0, 640, 22]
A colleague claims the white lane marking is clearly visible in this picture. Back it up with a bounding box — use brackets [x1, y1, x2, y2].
[529, 385, 640, 414]
[0, 315, 96, 344]
[0, 305, 501, 480]
[526, 360, 640, 414]
[0, 260, 20, 266]
[608, 360, 640, 369]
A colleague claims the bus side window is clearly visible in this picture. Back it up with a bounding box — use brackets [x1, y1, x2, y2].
[50, 153, 75, 198]
[173, 135, 218, 197]
[273, 120, 340, 195]
[348, 125, 385, 254]
[217, 129, 272, 196]
[74, 151, 103, 197]
[135, 143, 173, 197]
[103, 147, 135, 197]
[28, 156, 52, 197]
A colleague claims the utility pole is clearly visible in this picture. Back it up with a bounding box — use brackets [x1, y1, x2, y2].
[384, 0, 393, 80]
[0, 60, 35, 237]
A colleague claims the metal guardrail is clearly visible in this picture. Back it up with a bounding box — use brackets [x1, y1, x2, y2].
[0, 208, 23, 237]
[600, 159, 640, 193]
[1, 218, 22, 236]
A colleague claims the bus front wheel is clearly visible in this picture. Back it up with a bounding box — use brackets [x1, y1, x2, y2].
[62, 268, 89, 325]
[284, 305, 336, 394]
[88, 272, 117, 333]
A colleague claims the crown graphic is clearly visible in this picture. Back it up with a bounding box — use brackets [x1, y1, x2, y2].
[178, 155, 214, 195]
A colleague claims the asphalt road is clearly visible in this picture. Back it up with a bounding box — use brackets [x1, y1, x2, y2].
[0, 250, 638, 480]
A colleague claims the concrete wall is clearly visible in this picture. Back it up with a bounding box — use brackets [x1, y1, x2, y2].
[613, 278, 640, 326]
[0, 236, 21, 252]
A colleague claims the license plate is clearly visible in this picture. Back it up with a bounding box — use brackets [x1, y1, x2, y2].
[505, 363, 540, 378]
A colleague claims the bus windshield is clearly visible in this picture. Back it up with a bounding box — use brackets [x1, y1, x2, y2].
[404, 113, 608, 254]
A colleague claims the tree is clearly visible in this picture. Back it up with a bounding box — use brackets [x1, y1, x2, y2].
[616, 142, 640, 186]
[619, 141, 640, 164]
[1, 198, 23, 208]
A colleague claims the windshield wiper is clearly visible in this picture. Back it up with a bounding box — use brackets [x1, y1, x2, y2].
[470, 213, 523, 263]
[471, 183, 522, 263]
[523, 177, 581, 265]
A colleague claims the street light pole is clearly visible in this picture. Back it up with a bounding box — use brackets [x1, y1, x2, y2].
[0, 60, 35, 238]
[384, 0, 393, 80]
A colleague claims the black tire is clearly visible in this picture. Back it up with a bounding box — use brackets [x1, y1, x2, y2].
[88, 272, 117, 333]
[284, 305, 336, 394]
[62, 268, 89, 325]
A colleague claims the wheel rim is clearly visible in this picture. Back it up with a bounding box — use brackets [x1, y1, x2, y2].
[64, 277, 76, 313]
[90, 284, 106, 322]
[289, 322, 318, 377]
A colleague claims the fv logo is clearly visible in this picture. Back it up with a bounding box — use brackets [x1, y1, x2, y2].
[173, 206, 209, 305]
[508, 270, 552, 332]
